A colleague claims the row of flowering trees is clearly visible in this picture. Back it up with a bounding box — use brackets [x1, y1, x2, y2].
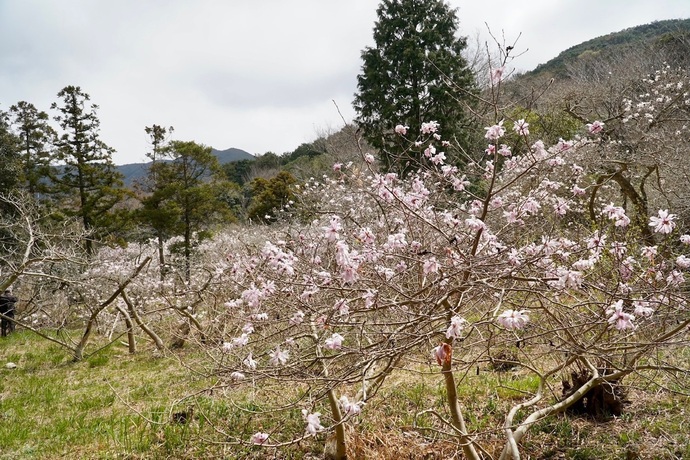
[190, 65, 690, 457]
[3, 62, 689, 458]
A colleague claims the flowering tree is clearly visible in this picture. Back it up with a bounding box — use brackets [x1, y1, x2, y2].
[181, 67, 690, 458]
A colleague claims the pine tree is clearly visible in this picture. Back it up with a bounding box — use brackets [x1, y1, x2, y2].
[354, 0, 477, 174]
[8, 101, 55, 198]
[51, 86, 126, 254]
[146, 140, 232, 281]
[0, 109, 20, 198]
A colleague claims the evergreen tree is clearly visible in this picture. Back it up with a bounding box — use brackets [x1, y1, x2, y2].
[247, 171, 297, 223]
[0, 109, 21, 198]
[148, 140, 232, 281]
[354, 0, 477, 174]
[136, 124, 175, 278]
[8, 101, 55, 198]
[51, 86, 126, 254]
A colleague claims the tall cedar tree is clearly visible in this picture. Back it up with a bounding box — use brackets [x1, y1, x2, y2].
[9, 101, 55, 197]
[354, 0, 476, 175]
[149, 140, 231, 281]
[51, 86, 126, 255]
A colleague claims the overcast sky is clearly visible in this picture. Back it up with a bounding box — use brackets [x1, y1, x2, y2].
[1, 0, 688, 165]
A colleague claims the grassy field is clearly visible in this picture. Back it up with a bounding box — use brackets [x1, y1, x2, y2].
[1, 330, 688, 459]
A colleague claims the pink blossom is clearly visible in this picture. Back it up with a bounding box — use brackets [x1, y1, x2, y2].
[243, 353, 258, 369]
[325, 333, 345, 350]
[586, 120, 605, 134]
[555, 268, 583, 289]
[232, 333, 249, 348]
[323, 215, 342, 241]
[484, 120, 505, 140]
[497, 309, 530, 330]
[364, 153, 375, 164]
[423, 257, 440, 274]
[446, 315, 467, 339]
[251, 432, 270, 444]
[394, 124, 409, 135]
[303, 410, 324, 435]
[269, 346, 289, 366]
[571, 185, 586, 196]
[339, 395, 363, 416]
[676, 255, 690, 268]
[667, 270, 684, 285]
[465, 216, 487, 232]
[421, 121, 440, 134]
[221, 342, 233, 353]
[424, 144, 436, 157]
[553, 198, 570, 216]
[334, 299, 349, 316]
[606, 300, 635, 331]
[452, 175, 470, 191]
[498, 144, 512, 156]
[341, 266, 359, 284]
[490, 66, 504, 85]
[332, 162, 343, 172]
[362, 289, 377, 308]
[430, 151, 446, 165]
[513, 119, 530, 136]
[649, 209, 676, 234]
[633, 300, 654, 317]
[289, 310, 305, 325]
[640, 246, 657, 262]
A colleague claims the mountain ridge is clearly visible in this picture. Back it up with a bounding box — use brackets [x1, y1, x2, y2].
[117, 147, 255, 186]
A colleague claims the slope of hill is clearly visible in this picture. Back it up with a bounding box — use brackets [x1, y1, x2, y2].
[525, 18, 690, 78]
[117, 147, 255, 187]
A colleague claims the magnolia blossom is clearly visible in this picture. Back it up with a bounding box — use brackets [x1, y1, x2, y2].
[680, 234, 690, 244]
[325, 333, 345, 350]
[420, 120, 439, 134]
[250, 432, 270, 445]
[269, 346, 289, 366]
[339, 395, 363, 416]
[332, 162, 343, 172]
[364, 153, 375, 164]
[484, 120, 505, 140]
[490, 66, 504, 85]
[465, 216, 487, 232]
[513, 119, 530, 136]
[423, 257, 440, 274]
[323, 215, 342, 241]
[649, 209, 677, 234]
[221, 342, 233, 353]
[606, 300, 636, 331]
[232, 333, 249, 348]
[633, 300, 654, 317]
[497, 309, 530, 330]
[446, 315, 468, 339]
[586, 120, 605, 134]
[334, 299, 349, 316]
[289, 310, 305, 325]
[394, 124, 409, 135]
[243, 353, 258, 369]
[302, 410, 324, 435]
[676, 255, 690, 269]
